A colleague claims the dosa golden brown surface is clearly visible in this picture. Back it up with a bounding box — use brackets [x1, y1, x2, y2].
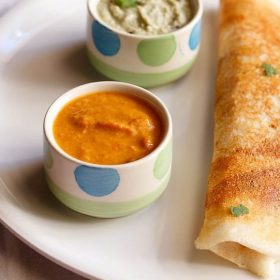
[195, 0, 280, 277]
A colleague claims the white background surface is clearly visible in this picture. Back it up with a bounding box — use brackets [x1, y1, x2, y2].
[0, 0, 18, 15]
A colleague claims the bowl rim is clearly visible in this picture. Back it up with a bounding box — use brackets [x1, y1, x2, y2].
[87, 0, 203, 39]
[43, 81, 172, 169]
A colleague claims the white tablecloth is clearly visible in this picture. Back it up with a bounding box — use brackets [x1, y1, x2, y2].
[0, 2, 89, 279]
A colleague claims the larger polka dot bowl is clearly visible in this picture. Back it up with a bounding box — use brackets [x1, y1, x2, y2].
[87, 0, 203, 88]
[43, 82, 172, 218]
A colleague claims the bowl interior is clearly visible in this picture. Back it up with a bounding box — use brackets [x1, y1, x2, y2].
[44, 82, 172, 168]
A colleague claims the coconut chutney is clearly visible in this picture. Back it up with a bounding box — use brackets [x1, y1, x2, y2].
[97, 0, 193, 35]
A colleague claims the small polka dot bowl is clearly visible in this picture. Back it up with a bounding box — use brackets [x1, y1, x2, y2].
[43, 82, 172, 218]
[86, 0, 203, 88]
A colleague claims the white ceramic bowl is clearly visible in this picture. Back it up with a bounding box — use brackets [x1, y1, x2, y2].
[43, 82, 172, 218]
[86, 0, 203, 88]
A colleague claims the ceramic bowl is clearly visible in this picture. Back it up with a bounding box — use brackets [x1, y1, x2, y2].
[86, 0, 203, 88]
[43, 82, 172, 218]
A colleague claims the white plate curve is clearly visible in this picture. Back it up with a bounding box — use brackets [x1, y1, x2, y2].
[0, 0, 278, 279]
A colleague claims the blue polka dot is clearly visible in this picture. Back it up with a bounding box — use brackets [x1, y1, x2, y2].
[189, 22, 201, 50]
[92, 21, 121, 56]
[74, 165, 120, 197]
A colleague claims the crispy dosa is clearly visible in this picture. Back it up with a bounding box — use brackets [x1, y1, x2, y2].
[195, 0, 280, 277]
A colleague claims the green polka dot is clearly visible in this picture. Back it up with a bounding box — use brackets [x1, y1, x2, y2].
[153, 141, 172, 180]
[87, 49, 196, 88]
[44, 147, 53, 169]
[137, 36, 176, 66]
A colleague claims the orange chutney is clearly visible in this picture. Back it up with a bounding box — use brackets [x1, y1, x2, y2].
[53, 92, 163, 165]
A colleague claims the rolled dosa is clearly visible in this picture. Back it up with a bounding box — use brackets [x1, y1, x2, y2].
[195, 0, 280, 277]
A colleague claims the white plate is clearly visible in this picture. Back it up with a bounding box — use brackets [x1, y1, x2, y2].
[0, 0, 278, 279]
